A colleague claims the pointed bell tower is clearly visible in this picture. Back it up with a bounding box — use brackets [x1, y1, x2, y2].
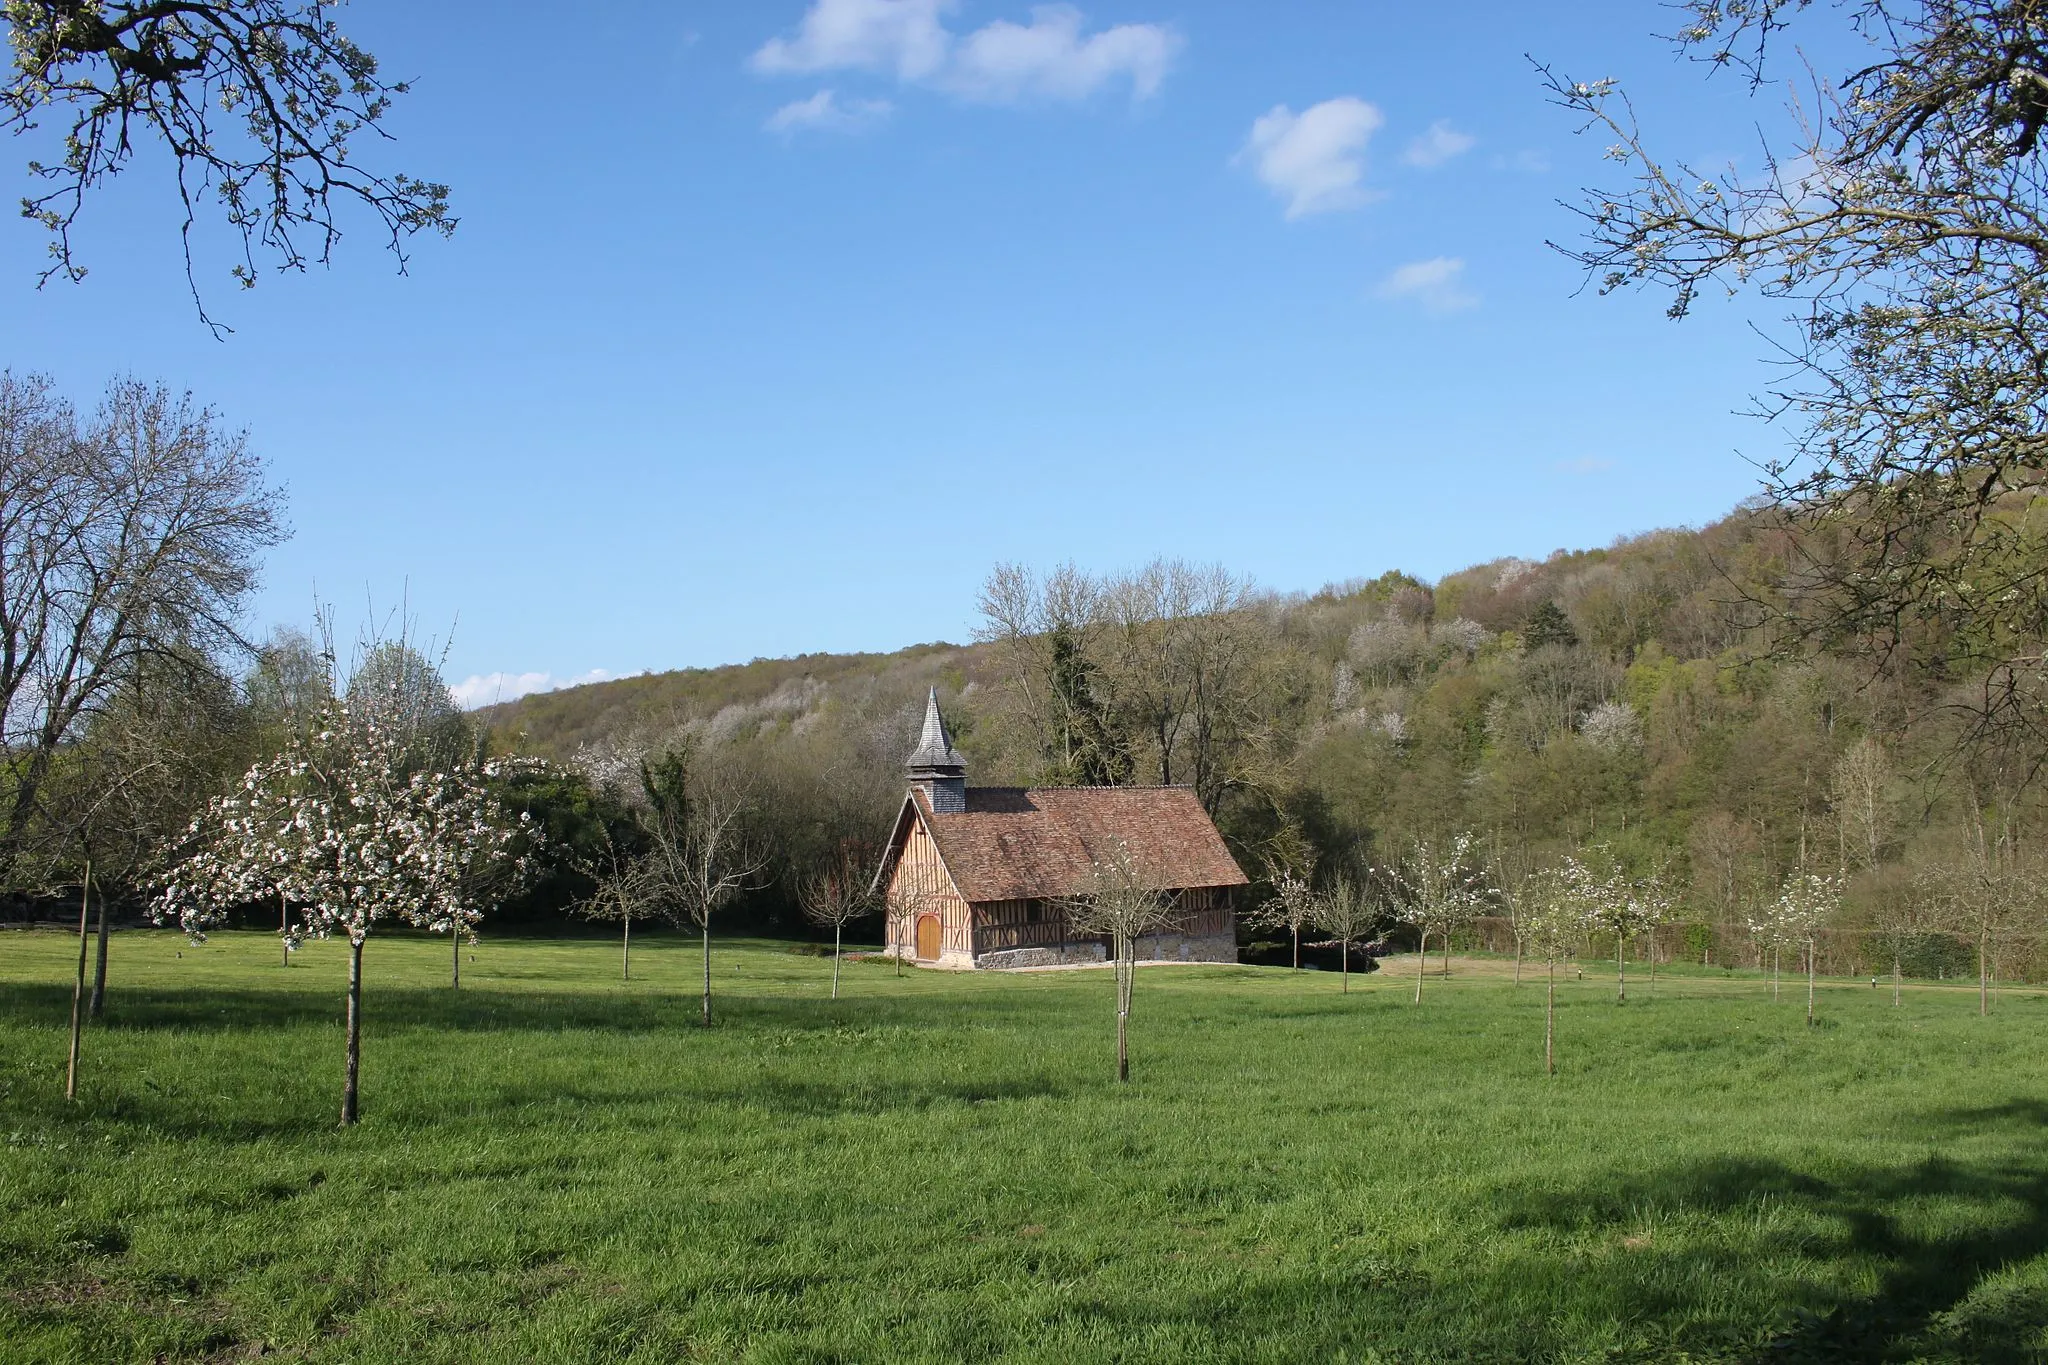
[906, 686, 968, 813]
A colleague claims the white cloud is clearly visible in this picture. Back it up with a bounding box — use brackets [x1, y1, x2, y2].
[1236, 97, 1383, 218]
[944, 5, 1179, 102]
[1377, 256, 1479, 312]
[450, 668, 617, 711]
[751, 1, 1177, 107]
[751, 0, 953, 80]
[766, 88, 894, 134]
[1402, 119, 1475, 168]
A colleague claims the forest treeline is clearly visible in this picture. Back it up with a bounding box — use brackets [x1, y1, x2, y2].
[473, 499, 2048, 980]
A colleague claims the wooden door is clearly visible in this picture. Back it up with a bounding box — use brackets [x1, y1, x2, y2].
[916, 913, 942, 961]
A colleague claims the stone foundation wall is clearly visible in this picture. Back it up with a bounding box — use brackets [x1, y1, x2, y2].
[973, 934, 1237, 971]
[974, 942, 1108, 971]
[1131, 931, 1238, 965]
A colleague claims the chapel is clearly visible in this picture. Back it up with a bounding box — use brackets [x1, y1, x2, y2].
[873, 688, 1247, 969]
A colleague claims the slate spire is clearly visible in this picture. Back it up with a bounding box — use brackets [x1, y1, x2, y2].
[906, 687, 967, 811]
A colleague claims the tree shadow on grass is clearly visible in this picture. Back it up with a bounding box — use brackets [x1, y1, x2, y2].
[1060, 1103, 2048, 1364]
[1483, 1099, 2048, 1362]
[0, 982, 976, 1037]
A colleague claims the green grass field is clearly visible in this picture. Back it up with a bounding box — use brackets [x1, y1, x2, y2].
[3, 930, 2046, 1363]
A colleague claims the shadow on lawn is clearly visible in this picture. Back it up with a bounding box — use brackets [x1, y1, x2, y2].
[0, 981, 973, 1037]
[1482, 1099, 2048, 1363]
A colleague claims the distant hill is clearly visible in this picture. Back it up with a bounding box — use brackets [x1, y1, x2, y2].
[483, 640, 984, 762]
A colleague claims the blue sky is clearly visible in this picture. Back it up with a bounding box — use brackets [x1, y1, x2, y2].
[0, 1, 1829, 705]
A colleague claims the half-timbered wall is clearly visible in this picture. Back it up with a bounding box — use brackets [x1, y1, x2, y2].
[885, 815, 972, 961]
[970, 886, 1234, 958]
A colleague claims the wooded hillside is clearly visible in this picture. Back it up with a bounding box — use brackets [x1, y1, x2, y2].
[482, 497, 2039, 976]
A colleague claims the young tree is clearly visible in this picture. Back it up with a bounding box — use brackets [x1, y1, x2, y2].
[1251, 870, 1320, 971]
[3, 0, 454, 327]
[801, 847, 877, 999]
[1775, 872, 1842, 1027]
[1926, 839, 2039, 1017]
[575, 820, 658, 982]
[1879, 869, 1951, 1007]
[1747, 897, 1792, 1003]
[638, 748, 766, 1028]
[1523, 864, 1590, 1076]
[1633, 863, 1677, 999]
[160, 700, 524, 1125]
[1381, 832, 1490, 1004]
[1492, 847, 1540, 986]
[1313, 875, 1379, 995]
[1062, 837, 1176, 1083]
[1580, 850, 1645, 1004]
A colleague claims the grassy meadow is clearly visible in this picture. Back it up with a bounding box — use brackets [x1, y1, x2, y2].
[3, 930, 2047, 1363]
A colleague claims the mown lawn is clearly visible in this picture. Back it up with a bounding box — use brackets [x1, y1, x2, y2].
[3, 929, 2046, 1364]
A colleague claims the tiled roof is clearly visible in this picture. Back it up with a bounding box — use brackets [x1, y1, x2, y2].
[910, 785, 1248, 903]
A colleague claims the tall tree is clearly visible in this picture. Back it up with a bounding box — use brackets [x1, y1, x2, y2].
[0, 373, 283, 884]
[1548, 0, 2048, 768]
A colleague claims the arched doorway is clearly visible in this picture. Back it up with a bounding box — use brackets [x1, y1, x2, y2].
[915, 913, 942, 962]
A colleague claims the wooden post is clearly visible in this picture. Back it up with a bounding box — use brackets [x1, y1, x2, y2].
[701, 922, 713, 1027]
[341, 936, 364, 1126]
[1545, 956, 1556, 1076]
[1806, 937, 1816, 1026]
[1414, 931, 1427, 1004]
[88, 883, 110, 1018]
[65, 865, 90, 1102]
[1115, 929, 1130, 1084]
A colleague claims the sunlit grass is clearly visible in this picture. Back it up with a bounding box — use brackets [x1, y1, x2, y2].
[3, 929, 2046, 1363]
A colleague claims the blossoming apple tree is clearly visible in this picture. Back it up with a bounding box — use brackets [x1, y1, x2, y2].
[158, 702, 532, 1125]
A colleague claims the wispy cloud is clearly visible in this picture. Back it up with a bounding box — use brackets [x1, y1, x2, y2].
[766, 88, 894, 134]
[1490, 148, 1551, 174]
[1376, 256, 1479, 312]
[1236, 97, 1383, 218]
[1554, 455, 1616, 476]
[1402, 119, 1475, 168]
[751, 1, 1177, 107]
[450, 668, 618, 710]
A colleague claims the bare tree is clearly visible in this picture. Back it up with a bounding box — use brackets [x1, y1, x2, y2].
[801, 847, 877, 998]
[1313, 875, 1380, 995]
[0, 374, 283, 884]
[574, 820, 658, 982]
[1830, 737, 1896, 872]
[1062, 837, 1176, 1083]
[3, 0, 454, 328]
[639, 748, 767, 1028]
